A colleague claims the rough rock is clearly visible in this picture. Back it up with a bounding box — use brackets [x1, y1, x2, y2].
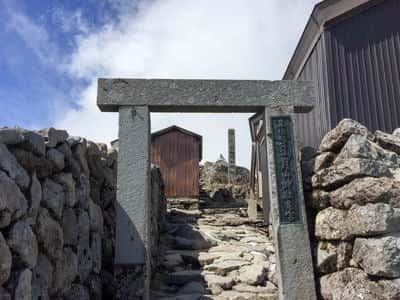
[13, 269, 32, 300]
[76, 174, 90, 210]
[178, 281, 206, 295]
[204, 259, 251, 276]
[0, 143, 30, 190]
[315, 203, 400, 240]
[0, 232, 12, 285]
[0, 286, 11, 300]
[46, 148, 65, 171]
[42, 178, 65, 219]
[204, 274, 235, 290]
[53, 247, 78, 294]
[89, 199, 104, 234]
[319, 177, 400, 209]
[162, 270, 203, 285]
[319, 119, 371, 152]
[32, 254, 53, 300]
[27, 171, 41, 224]
[317, 241, 352, 274]
[63, 284, 90, 300]
[35, 208, 63, 262]
[77, 209, 92, 281]
[13, 148, 54, 178]
[162, 253, 184, 270]
[85, 275, 102, 300]
[238, 263, 267, 285]
[54, 173, 76, 207]
[6, 221, 38, 268]
[39, 128, 68, 148]
[0, 170, 28, 227]
[312, 158, 391, 190]
[73, 143, 90, 176]
[20, 130, 46, 156]
[375, 130, 400, 155]
[353, 235, 400, 278]
[314, 151, 336, 172]
[62, 208, 78, 246]
[335, 134, 400, 165]
[0, 128, 24, 145]
[56, 143, 81, 178]
[91, 233, 102, 273]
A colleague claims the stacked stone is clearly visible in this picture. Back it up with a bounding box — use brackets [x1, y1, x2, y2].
[0, 127, 117, 300]
[302, 119, 400, 300]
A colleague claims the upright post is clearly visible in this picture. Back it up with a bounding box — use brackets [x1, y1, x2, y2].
[115, 106, 151, 299]
[228, 128, 236, 184]
[264, 106, 316, 300]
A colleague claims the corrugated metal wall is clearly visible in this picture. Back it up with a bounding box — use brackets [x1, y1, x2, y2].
[295, 34, 332, 148]
[151, 131, 200, 198]
[325, 0, 400, 133]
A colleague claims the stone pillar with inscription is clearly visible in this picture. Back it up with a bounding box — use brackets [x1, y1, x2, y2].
[228, 128, 236, 184]
[264, 107, 316, 300]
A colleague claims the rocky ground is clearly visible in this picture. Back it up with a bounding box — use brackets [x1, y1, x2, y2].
[151, 208, 277, 300]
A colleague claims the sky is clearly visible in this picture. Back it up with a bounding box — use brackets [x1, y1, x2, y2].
[0, 0, 319, 168]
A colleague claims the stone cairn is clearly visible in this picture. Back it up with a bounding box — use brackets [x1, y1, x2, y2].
[0, 127, 165, 300]
[302, 119, 400, 300]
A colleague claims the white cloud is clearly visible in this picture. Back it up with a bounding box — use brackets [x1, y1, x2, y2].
[56, 0, 319, 167]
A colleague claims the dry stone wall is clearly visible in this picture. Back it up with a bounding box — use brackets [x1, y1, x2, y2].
[0, 127, 166, 300]
[302, 119, 400, 300]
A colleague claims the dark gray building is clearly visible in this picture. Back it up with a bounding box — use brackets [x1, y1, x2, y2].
[284, 0, 400, 148]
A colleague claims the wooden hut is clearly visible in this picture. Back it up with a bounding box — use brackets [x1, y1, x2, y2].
[151, 126, 202, 200]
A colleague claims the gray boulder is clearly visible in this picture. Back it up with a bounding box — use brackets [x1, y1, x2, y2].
[7, 221, 38, 268]
[353, 235, 400, 278]
[63, 284, 90, 300]
[52, 247, 78, 295]
[72, 143, 89, 176]
[13, 148, 54, 178]
[32, 254, 53, 300]
[27, 171, 42, 224]
[314, 151, 336, 172]
[0, 143, 30, 190]
[0, 232, 12, 285]
[54, 173, 76, 207]
[317, 177, 400, 209]
[89, 199, 104, 234]
[42, 178, 65, 219]
[238, 263, 267, 285]
[35, 208, 63, 262]
[62, 208, 78, 246]
[56, 143, 81, 178]
[13, 269, 32, 300]
[77, 209, 92, 281]
[46, 148, 65, 171]
[375, 130, 400, 155]
[0, 286, 11, 300]
[312, 158, 391, 190]
[20, 130, 46, 157]
[39, 128, 68, 148]
[317, 241, 352, 274]
[315, 203, 400, 240]
[91, 232, 102, 274]
[0, 171, 28, 227]
[319, 119, 372, 153]
[0, 128, 24, 145]
[76, 174, 90, 210]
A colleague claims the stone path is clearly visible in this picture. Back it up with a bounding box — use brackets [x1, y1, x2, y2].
[151, 208, 278, 300]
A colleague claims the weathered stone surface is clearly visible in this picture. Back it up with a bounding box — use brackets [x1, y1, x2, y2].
[76, 174, 90, 210]
[35, 208, 63, 262]
[73, 143, 89, 176]
[0, 143, 30, 190]
[353, 235, 400, 278]
[320, 177, 400, 209]
[56, 143, 81, 178]
[320, 268, 400, 300]
[7, 221, 38, 268]
[32, 254, 53, 300]
[238, 263, 267, 286]
[62, 208, 78, 246]
[178, 281, 206, 295]
[204, 274, 235, 290]
[0, 128, 24, 145]
[46, 148, 65, 171]
[315, 203, 400, 240]
[0, 170, 28, 227]
[204, 260, 251, 276]
[319, 119, 371, 153]
[162, 253, 184, 270]
[13, 148, 54, 178]
[375, 130, 400, 155]
[162, 270, 203, 285]
[14, 269, 32, 300]
[232, 282, 278, 294]
[42, 178, 65, 219]
[89, 199, 104, 234]
[63, 284, 90, 300]
[85, 275, 102, 300]
[54, 173, 76, 207]
[0, 232, 12, 285]
[20, 130, 46, 157]
[317, 241, 352, 274]
[314, 151, 336, 172]
[0, 286, 11, 300]
[312, 158, 391, 190]
[91, 233, 102, 273]
[53, 247, 78, 294]
[77, 209, 92, 281]
[39, 128, 68, 148]
[27, 171, 41, 224]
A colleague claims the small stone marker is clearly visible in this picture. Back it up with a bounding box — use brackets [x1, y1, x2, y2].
[97, 79, 317, 300]
[228, 128, 236, 184]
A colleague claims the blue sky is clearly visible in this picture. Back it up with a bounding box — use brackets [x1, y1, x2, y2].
[0, 0, 318, 167]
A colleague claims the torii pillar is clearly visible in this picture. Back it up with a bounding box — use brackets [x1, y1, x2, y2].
[97, 79, 317, 300]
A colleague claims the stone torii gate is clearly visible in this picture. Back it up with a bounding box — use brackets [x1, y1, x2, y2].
[97, 79, 317, 300]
